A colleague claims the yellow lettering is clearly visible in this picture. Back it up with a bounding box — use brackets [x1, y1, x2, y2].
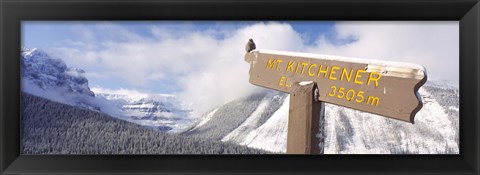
[307, 64, 317, 77]
[340, 68, 353, 82]
[367, 96, 380, 106]
[286, 61, 295, 72]
[356, 91, 365, 103]
[354, 69, 366, 85]
[317, 65, 329, 78]
[276, 60, 283, 71]
[328, 85, 336, 96]
[300, 62, 309, 75]
[278, 76, 291, 87]
[279, 76, 286, 86]
[367, 72, 381, 87]
[295, 62, 300, 73]
[266, 59, 275, 69]
[329, 66, 340, 80]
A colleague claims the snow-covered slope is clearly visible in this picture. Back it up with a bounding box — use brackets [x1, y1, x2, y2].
[182, 90, 285, 140]
[21, 48, 99, 110]
[321, 85, 458, 154]
[187, 82, 459, 154]
[21, 48, 459, 154]
[92, 88, 193, 132]
[236, 95, 290, 153]
[20, 48, 193, 133]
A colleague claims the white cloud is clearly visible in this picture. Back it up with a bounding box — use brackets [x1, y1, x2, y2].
[91, 86, 149, 100]
[45, 21, 458, 116]
[174, 22, 310, 115]
[308, 21, 459, 85]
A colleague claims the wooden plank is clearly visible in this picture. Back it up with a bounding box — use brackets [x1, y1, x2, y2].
[286, 82, 323, 154]
[245, 50, 427, 123]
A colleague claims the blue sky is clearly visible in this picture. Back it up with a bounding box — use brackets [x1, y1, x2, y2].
[22, 21, 459, 113]
[22, 21, 337, 94]
[23, 21, 336, 49]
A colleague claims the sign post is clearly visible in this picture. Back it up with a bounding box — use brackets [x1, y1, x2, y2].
[286, 82, 324, 154]
[245, 49, 427, 154]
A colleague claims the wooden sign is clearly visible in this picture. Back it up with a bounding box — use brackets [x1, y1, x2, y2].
[245, 50, 427, 123]
[286, 82, 323, 154]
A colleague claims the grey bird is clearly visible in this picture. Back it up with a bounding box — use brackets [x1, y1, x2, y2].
[245, 38, 256, 52]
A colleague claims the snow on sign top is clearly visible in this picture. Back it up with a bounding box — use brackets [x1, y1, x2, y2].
[249, 49, 427, 80]
[245, 49, 427, 123]
[258, 49, 426, 70]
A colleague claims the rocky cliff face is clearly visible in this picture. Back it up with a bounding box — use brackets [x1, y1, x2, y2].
[21, 48, 95, 97]
[21, 48, 99, 111]
[20, 48, 193, 132]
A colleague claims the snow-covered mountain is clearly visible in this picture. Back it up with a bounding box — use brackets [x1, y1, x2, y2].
[92, 88, 193, 132]
[183, 82, 459, 154]
[21, 47, 459, 154]
[21, 48, 99, 110]
[20, 48, 193, 132]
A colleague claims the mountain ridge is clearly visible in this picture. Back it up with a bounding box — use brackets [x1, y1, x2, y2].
[185, 84, 459, 154]
[20, 48, 459, 154]
[21, 92, 269, 154]
[21, 48, 194, 133]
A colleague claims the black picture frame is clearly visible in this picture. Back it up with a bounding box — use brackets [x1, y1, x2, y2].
[1, 0, 479, 174]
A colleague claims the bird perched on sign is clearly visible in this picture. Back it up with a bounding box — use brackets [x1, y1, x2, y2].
[245, 38, 256, 52]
